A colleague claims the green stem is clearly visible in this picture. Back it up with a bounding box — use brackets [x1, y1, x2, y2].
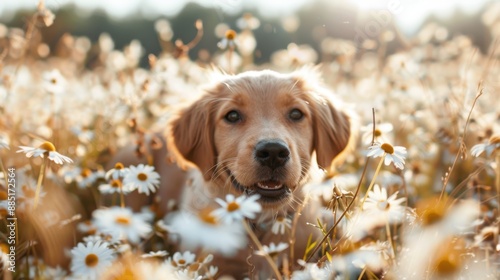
[360, 156, 385, 209]
[33, 159, 47, 209]
[243, 221, 283, 280]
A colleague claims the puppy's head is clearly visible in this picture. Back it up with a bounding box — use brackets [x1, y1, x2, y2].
[168, 69, 351, 209]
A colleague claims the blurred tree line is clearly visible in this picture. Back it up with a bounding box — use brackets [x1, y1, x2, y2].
[1, 1, 492, 68]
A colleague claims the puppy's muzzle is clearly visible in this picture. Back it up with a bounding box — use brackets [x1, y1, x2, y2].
[254, 140, 290, 170]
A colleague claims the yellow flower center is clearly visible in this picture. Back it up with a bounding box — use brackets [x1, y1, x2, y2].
[51, 78, 57, 84]
[114, 162, 124, 170]
[110, 180, 122, 188]
[276, 216, 284, 222]
[115, 215, 130, 225]
[374, 129, 382, 137]
[377, 200, 390, 210]
[417, 198, 447, 226]
[178, 259, 186, 265]
[227, 201, 240, 212]
[423, 210, 443, 226]
[433, 238, 463, 277]
[243, 13, 253, 20]
[137, 173, 148, 181]
[381, 143, 394, 154]
[113, 267, 135, 280]
[80, 168, 92, 178]
[436, 259, 459, 276]
[199, 208, 218, 225]
[85, 253, 99, 267]
[38, 141, 56, 152]
[225, 29, 236, 40]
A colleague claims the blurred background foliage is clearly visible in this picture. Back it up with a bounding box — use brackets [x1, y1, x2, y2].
[0, 1, 493, 68]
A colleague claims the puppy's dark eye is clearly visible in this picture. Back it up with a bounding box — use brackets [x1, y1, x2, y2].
[289, 109, 304, 121]
[225, 110, 242, 123]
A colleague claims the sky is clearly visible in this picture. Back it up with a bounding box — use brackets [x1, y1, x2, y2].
[0, 0, 491, 34]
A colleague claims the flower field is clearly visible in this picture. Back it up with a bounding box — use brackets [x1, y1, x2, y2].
[0, 1, 500, 279]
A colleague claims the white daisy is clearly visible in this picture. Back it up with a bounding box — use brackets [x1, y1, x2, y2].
[103, 259, 177, 280]
[168, 209, 247, 256]
[59, 165, 82, 184]
[123, 164, 160, 195]
[291, 260, 329, 280]
[142, 250, 169, 259]
[470, 135, 500, 157]
[43, 265, 67, 280]
[367, 142, 407, 170]
[204, 266, 218, 279]
[70, 241, 114, 280]
[327, 249, 385, 279]
[175, 268, 201, 280]
[212, 194, 262, 224]
[363, 184, 406, 224]
[271, 216, 292, 235]
[304, 174, 358, 201]
[76, 168, 105, 189]
[361, 122, 394, 145]
[82, 235, 106, 244]
[217, 29, 237, 49]
[255, 242, 289, 258]
[93, 206, 153, 244]
[98, 179, 131, 194]
[105, 162, 130, 180]
[344, 211, 385, 242]
[42, 69, 66, 94]
[167, 251, 196, 268]
[77, 220, 98, 235]
[17, 141, 73, 165]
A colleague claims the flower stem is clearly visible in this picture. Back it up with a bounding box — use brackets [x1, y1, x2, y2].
[227, 47, 234, 74]
[0, 158, 9, 189]
[34, 158, 47, 209]
[119, 186, 125, 208]
[385, 220, 396, 259]
[243, 221, 283, 280]
[290, 196, 307, 264]
[360, 156, 385, 209]
[495, 153, 500, 213]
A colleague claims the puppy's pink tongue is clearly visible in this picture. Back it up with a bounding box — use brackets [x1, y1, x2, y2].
[256, 180, 283, 189]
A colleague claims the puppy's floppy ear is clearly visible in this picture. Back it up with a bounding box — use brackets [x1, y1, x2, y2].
[294, 70, 352, 170]
[311, 95, 351, 170]
[167, 93, 218, 181]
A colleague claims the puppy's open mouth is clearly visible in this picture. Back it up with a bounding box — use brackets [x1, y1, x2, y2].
[228, 172, 291, 203]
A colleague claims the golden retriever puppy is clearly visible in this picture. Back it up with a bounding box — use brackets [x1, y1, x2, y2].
[163, 69, 353, 278]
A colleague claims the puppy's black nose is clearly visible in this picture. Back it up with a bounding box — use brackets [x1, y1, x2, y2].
[255, 140, 290, 169]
